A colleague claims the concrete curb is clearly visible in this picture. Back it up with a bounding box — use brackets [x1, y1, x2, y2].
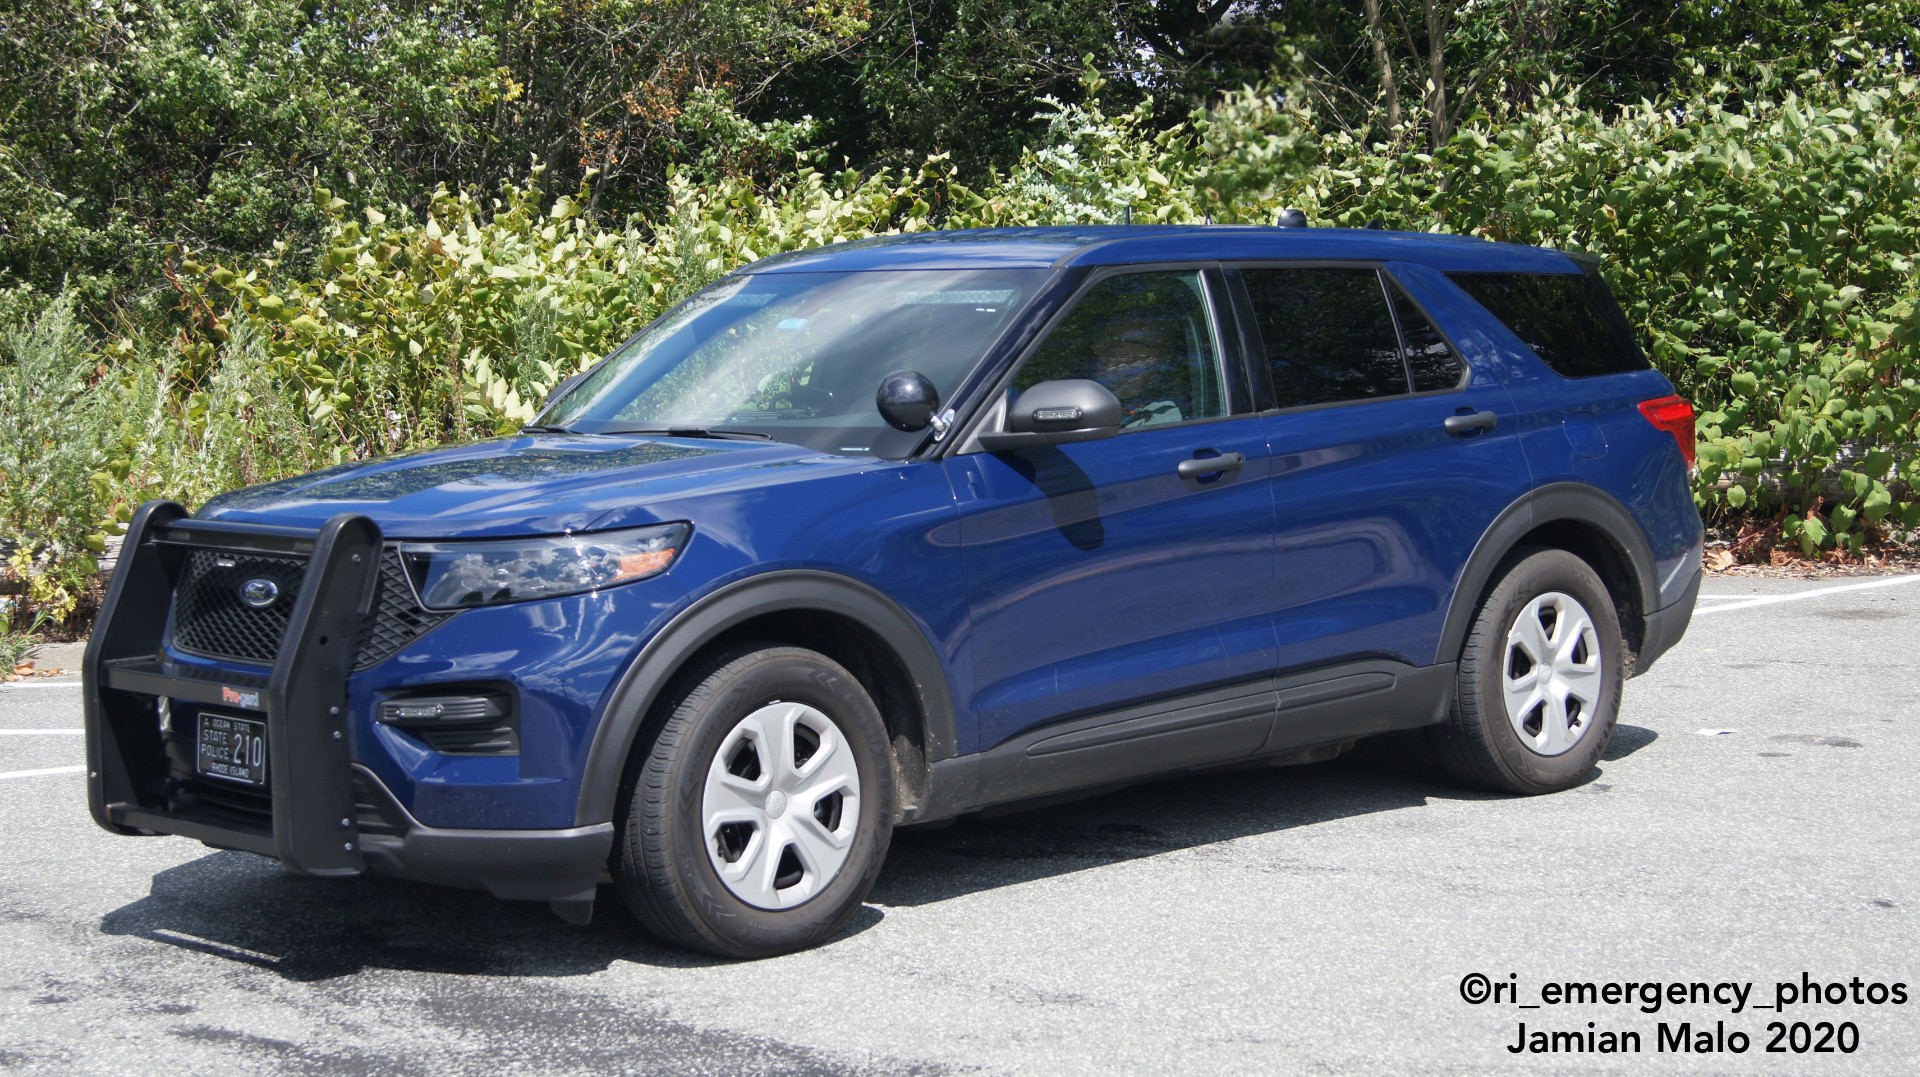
[19, 640, 85, 674]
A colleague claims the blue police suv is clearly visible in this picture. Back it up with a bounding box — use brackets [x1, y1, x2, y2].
[85, 225, 1702, 956]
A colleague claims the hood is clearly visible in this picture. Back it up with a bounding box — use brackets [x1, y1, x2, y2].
[196, 434, 866, 538]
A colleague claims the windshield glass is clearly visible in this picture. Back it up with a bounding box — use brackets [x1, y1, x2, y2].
[542, 269, 1048, 454]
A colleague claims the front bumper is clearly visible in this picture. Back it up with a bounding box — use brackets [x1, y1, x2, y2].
[82, 501, 611, 905]
[352, 766, 611, 902]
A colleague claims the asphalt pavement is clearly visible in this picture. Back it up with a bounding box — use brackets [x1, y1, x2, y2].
[3, 574, 1916, 1075]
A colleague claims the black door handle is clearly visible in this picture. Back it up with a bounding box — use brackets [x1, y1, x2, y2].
[1177, 452, 1245, 480]
[1444, 410, 1498, 436]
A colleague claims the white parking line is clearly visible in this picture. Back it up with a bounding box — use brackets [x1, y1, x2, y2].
[1694, 573, 1920, 615]
[0, 729, 83, 736]
[0, 681, 81, 690]
[0, 765, 86, 780]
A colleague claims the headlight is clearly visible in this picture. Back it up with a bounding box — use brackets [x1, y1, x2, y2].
[399, 522, 691, 609]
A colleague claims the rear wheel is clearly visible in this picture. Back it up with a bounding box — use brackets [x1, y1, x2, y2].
[1429, 547, 1624, 794]
[613, 644, 894, 957]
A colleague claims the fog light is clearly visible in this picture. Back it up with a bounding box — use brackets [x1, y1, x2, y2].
[378, 693, 506, 725]
[377, 689, 520, 756]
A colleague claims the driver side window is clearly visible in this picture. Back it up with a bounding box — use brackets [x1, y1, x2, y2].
[1012, 271, 1226, 429]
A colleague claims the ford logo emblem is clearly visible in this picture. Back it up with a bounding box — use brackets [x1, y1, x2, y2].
[238, 578, 281, 609]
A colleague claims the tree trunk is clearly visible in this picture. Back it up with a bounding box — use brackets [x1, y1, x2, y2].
[1363, 0, 1402, 133]
[1426, 0, 1454, 151]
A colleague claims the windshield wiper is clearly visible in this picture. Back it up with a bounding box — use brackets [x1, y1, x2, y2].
[520, 423, 576, 434]
[600, 426, 776, 442]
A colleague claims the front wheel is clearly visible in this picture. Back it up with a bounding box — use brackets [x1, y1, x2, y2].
[1429, 547, 1625, 794]
[613, 644, 894, 957]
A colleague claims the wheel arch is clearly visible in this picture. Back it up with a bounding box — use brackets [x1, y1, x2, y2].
[575, 570, 956, 828]
[1436, 483, 1658, 669]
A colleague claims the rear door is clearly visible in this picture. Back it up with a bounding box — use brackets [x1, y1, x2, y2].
[1232, 262, 1534, 672]
[946, 267, 1278, 754]
[1445, 262, 1704, 610]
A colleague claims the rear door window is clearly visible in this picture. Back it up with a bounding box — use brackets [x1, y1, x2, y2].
[1447, 269, 1650, 378]
[1239, 268, 1407, 407]
[1388, 284, 1464, 392]
[1234, 267, 1467, 408]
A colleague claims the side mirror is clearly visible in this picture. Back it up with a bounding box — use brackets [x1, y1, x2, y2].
[543, 372, 587, 408]
[977, 379, 1122, 451]
[876, 370, 941, 432]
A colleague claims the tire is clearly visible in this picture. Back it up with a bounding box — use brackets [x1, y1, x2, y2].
[1429, 547, 1625, 795]
[612, 643, 894, 958]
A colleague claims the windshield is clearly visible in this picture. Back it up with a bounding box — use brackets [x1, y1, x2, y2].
[541, 268, 1048, 454]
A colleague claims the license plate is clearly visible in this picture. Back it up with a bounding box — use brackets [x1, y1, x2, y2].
[196, 712, 268, 786]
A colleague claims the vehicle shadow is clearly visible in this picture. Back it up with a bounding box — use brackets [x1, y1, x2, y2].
[874, 724, 1658, 907]
[98, 725, 1657, 977]
[97, 854, 745, 981]
[876, 728, 1451, 907]
[1604, 723, 1657, 760]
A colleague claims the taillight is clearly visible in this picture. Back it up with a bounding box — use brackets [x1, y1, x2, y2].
[1637, 395, 1696, 467]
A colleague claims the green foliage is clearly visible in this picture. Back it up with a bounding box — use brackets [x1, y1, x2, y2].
[164, 46, 1920, 557]
[1300, 56, 1920, 551]
[180, 170, 644, 450]
[8, 4, 1920, 620]
[178, 156, 953, 439]
[0, 617, 49, 672]
[102, 321, 334, 515]
[0, 0, 864, 319]
[0, 298, 109, 620]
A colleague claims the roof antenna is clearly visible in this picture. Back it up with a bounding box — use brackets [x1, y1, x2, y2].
[1204, 211, 1212, 226]
[1275, 208, 1308, 228]
[1123, 205, 1132, 226]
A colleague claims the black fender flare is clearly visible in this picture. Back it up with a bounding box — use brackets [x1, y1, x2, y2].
[1433, 482, 1658, 665]
[573, 570, 958, 827]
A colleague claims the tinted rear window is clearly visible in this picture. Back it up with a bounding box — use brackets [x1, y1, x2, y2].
[1388, 284, 1463, 392]
[1240, 268, 1408, 406]
[1447, 269, 1649, 378]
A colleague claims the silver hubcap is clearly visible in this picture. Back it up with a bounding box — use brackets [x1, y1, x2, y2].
[703, 701, 861, 910]
[1502, 591, 1604, 757]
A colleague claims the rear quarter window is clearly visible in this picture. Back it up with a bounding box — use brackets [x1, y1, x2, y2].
[1447, 268, 1649, 378]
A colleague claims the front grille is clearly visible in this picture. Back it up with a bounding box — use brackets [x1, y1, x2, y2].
[172, 549, 308, 664]
[352, 773, 411, 838]
[350, 547, 452, 672]
[169, 544, 451, 670]
[177, 776, 274, 833]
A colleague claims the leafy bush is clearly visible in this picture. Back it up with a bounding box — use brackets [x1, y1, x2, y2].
[1298, 62, 1920, 554]
[176, 158, 937, 441]
[0, 298, 110, 620]
[6, 28, 1919, 624]
[176, 54, 1920, 560]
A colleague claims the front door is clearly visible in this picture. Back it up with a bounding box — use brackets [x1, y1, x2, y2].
[946, 268, 1278, 752]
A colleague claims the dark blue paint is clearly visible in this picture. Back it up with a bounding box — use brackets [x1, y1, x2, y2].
[1426, 263, 1704, 607]
[1262, 376, 1533, 671]
[946, 416, 1277, 750]
[345, 578, 683, 829]
[179, 225, 1700, 831]
[752, 226, 1581, 275]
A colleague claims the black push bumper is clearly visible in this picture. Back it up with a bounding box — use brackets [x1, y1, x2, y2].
[82, 501, 610, 911]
